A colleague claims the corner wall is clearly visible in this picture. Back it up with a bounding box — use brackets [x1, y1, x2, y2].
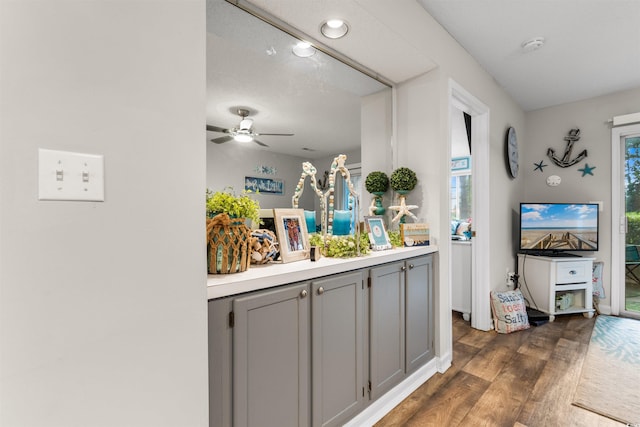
[524, 86, 640, 312]
[0, 1, 208, 426]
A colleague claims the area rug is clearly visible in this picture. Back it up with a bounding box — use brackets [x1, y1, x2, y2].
[572, 315, 640, 424]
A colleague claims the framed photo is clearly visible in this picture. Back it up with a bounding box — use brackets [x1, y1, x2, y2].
[451, 156, 471, 176]
[400, 223, 430, 247]
[244, 176, 284, 195]
[364, 216, 392, 251]
[274, 208, 310, 263]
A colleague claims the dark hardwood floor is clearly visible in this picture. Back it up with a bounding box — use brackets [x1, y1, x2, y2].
[375, 312, 624, 427]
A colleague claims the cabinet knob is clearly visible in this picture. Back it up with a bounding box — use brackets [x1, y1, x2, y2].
[409, 264, 414, 269]
[401, 266, 406, 271]
[569, 270, 577, 275]
[300, 289, 308, 298]
[317, 287, 324, 295]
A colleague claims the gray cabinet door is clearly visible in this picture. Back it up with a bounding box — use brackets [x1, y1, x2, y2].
[369, 261, 405, 400]
[405, 255, 434, 373]
[233, 283, 310, 427]
[311, 271, 364, 427]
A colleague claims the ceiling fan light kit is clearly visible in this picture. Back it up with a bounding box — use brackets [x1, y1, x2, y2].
[233, 133, 254, 143]
[320, 19, 349, 39]
[207, 107, 294, 148]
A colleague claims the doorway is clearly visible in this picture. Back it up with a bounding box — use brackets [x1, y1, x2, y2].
[612, 122, 640, 319]
[449, 80, 491, 331]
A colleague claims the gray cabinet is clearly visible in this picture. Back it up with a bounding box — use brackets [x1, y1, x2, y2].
[233, 283, 310, 427]
[311, 271, 365, 427]
[369, 255, 434, 399]
[405, 255, 434, 374]
[208, 253, 435, 427]
[369, 261, 405, 400]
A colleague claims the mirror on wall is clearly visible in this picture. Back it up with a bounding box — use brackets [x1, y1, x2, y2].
[205, 0, 392, 231]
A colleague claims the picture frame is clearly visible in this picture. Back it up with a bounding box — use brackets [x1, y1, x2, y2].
[244, 176, 284, 195]
[364, 216, 392, 251]
[400, 223, 430, 247]
[451, 156, 472, 176]
[274, 208, 310, 263]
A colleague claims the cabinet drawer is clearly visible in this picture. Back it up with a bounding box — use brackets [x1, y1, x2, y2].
[556, 261, 590, 283]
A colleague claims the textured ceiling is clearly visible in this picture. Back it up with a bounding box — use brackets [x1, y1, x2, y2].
[417, 0, 640, 111]
[208, 0, 640, 160]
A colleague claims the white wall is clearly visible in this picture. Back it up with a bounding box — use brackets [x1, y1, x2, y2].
[0, 1, 208, 426]
[387, 2, 526, 346]
[361, 89, 394, 224]
[524, 86, 640, 312]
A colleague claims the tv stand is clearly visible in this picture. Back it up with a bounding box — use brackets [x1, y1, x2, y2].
[517, 254, 595, 322]
[539, 252, 582, 258]
[521, 251, 581, 258]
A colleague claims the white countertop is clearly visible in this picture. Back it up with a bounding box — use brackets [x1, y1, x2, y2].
[207, 245, 438, 299]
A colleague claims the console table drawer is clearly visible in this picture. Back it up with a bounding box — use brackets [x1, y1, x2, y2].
[556, 261, 590, 283]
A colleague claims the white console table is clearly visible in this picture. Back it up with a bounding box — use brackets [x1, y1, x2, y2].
[517, 254, 595, 322]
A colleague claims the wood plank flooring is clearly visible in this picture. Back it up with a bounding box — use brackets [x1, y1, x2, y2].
[375, 312, 624, 427]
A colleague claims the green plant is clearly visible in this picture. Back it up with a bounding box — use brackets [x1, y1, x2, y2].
[309, 233, 370, 257]
[627, 212, 640, 245]
[390, 167, 418, 192]
[365, 171, 389, 194]
[387, 230, 403, 248]
[206, 188, 260, 224]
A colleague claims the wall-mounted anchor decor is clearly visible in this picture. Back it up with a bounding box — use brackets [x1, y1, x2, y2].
[578, 163, 596, 177]
[547, 128, 587, 168]
[534, 160, 547, 172]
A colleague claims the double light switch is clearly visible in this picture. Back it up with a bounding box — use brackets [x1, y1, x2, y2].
[38, 149, 105, 201]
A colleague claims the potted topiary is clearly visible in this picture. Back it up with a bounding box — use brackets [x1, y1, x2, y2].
[206, 188, 260, 274]
[389, 167, 419, 224]
[365, 171, 389, 215]
[390, 167, 418, 194]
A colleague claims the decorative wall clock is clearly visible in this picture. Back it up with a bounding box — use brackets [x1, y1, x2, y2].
[506, 127, 518, 178]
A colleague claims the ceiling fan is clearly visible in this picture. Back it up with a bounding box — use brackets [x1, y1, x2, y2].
[206, 108, 294, 147]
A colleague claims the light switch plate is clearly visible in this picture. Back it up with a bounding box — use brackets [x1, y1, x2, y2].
[38, 149, 104, 201]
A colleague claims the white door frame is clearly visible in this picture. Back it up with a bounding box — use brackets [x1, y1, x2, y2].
[449, 80, 492, 331]
[611, 122, 640, 316]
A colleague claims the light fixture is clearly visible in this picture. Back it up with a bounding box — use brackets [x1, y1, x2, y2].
[292, 41, 316, 58]
[239, 118, 253, 130]
[233, 132, 253, 143]
[521, 37, 545, 53]
[320, 19, 349, 39]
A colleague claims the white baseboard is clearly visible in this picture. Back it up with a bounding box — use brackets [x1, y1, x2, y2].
[437, 350, 452, 373]
[596, 303, 611, 315]
[344, 357, 441, 427]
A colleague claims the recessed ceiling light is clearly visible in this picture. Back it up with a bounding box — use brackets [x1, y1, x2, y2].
[521, 37, 545, 53]
[292, 41, 316, 58]
[320, 19, 349, 39]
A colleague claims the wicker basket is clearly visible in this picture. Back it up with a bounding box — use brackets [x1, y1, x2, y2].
[207, 213, 251, 274]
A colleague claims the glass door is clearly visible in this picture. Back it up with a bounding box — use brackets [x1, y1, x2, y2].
[623, 133, 640, 317]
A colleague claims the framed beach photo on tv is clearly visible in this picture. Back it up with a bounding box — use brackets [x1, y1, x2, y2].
[274, 208, 310, 263]
[364, 216, 392, 251]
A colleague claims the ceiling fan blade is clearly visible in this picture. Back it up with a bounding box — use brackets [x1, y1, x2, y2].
[206, 124, 229, 133]
[210, 136, 234, 144]
[253, 139, 269, 147]
[256, 133, 294, 136]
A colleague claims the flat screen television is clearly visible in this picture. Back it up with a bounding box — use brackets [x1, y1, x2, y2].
[519, 203, 599, 255]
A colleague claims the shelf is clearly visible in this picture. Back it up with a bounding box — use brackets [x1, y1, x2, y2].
[554, 305, 591, 315]
[554, 283, 589, 291]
